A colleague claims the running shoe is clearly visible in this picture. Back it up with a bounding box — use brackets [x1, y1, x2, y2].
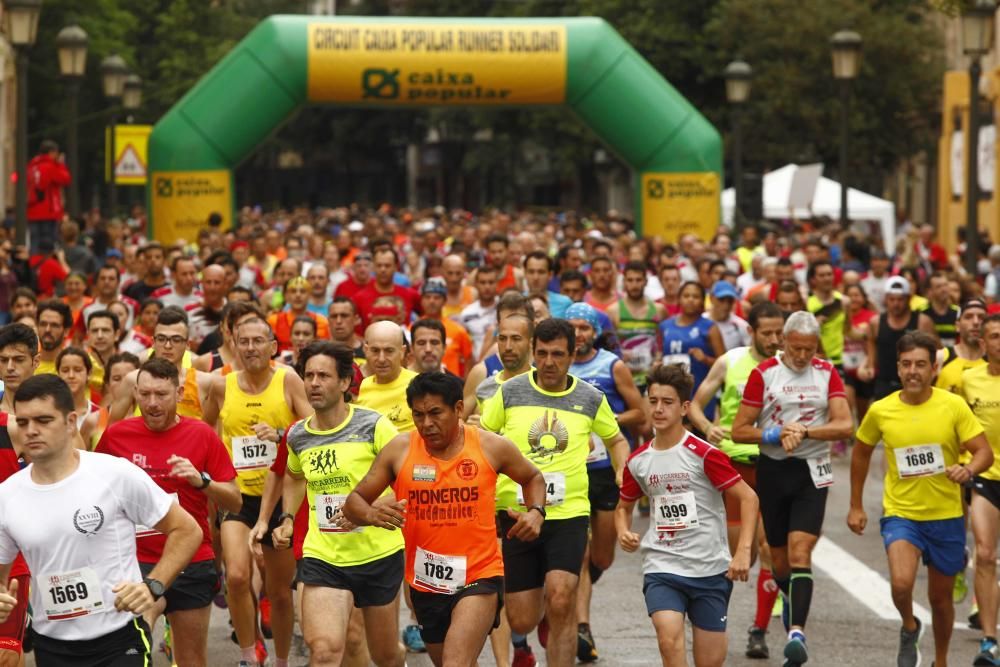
[512, 645, 537, 667]
[255, 638, 268, 666]
[783, 631, 807, 666]
[259, 596, 272, 639]
[577, 623, 598, 663]
[237, 662, 256, 667]
[897, 617, 923, 667]
[746, 625, 769, 659]
[971, 605, 983, 631]
[538, 616, 549, 649]
[974, 637, 1000, 666]
[402, 624, 427, 653]
[955, 570, 970, 604]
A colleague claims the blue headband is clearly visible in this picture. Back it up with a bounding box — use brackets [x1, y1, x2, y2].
[565, 302, 602, 337]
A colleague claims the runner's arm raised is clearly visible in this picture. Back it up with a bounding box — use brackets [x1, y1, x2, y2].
[688, 353, 729, 443]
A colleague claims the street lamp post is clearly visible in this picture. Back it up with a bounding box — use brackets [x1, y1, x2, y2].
[5, 0, 43, 247]
[100, 54, 128, 220]
[961, 0, 997, 276]
[831, 30, 862, 226]
[56, 24, 87, 220]
[725, 59, 752, 233]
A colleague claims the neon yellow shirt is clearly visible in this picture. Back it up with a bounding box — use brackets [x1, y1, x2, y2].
[34, 358, 57, 376]
[356, 368, 418, 433]
[286, 406, 403, 566]
[959, 365, 1000, 482]
[857, 388, 983, 521]
[480, 372, 620, 520]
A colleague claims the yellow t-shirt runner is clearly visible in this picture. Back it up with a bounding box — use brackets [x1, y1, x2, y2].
[286, 405, 403, 566]
[959, 365, 1000, 482]
[356, 368, 418, 433]
[220, 366, 296, 495]
[856, 388, 984, 521]
[480, 371, 620, 520]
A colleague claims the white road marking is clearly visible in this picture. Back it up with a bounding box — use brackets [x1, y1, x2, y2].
[814, 536, 973, 630]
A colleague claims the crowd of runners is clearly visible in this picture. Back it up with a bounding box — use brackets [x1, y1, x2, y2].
[0, 205, 997, 667]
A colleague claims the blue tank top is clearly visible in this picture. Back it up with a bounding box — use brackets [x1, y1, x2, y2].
[484, 353, 503, 378]
[571, 349, 625, 470]
[659, 315, 717, 419]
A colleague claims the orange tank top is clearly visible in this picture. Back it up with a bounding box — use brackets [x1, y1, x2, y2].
[393, 426, 503, 593]
[177, 367, 202, 418]
[497, 264, 517, 292]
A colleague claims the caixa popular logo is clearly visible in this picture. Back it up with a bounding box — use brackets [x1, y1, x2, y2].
[73, 506, 105, 536]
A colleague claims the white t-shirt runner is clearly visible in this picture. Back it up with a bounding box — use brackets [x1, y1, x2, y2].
[619, 431, 741, 578]
[0, 451, 174, 641]
[741, 354, 846, 461]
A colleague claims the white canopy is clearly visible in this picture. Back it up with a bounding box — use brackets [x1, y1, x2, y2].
[721, 164, 895, 254]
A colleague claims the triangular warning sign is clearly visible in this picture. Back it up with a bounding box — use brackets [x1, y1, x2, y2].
[115, 143, 146, 178]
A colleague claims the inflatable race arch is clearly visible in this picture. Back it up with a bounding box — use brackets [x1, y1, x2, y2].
[148, 16, 721, 244]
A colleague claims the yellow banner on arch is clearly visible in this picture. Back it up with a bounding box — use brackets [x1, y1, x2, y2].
[307, 23, 566, 105]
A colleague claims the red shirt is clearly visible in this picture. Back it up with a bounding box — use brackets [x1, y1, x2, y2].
[333, 276, 371, 301]
[29, 255, 68, 298]
[354, 283, 420, 326]
[270, 435, 309, 560]
[96, 416, 236, 563]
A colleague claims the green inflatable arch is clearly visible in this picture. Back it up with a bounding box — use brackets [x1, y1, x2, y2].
[148, 16, 721, 245]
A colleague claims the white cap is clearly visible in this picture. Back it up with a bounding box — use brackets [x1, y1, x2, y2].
[885, 276, 911, 296]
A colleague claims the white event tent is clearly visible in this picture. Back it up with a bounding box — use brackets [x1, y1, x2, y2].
[721, 164, 895, 254]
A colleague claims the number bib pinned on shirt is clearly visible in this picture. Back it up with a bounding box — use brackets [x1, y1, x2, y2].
[662, 353, 691, 371]
[315, 494, 359, 534]
[654, 491, 699, 531]
[43, 567, 104, 621]
[414, 546, 467, 594]
[517, 472, 566, 507]
[808, 454, 834, 488]
[895, 444, 946, 479]
[232, 435, 276, 471]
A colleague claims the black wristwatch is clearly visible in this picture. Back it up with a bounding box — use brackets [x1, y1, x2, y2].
[198, 472, 212, 490]
[143, 577, 165, 601]
[528, 504, 546, 519]
[277, 512, 296, 524]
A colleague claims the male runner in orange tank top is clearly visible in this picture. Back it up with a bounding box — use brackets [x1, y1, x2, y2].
[345, 372, 545, 667]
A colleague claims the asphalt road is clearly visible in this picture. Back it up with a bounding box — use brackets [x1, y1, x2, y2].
[26, 446, 987, 665]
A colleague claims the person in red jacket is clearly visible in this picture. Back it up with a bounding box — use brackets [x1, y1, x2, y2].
[26, 140, 71, 257]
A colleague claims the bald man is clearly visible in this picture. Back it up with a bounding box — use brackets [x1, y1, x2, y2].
[189, 264, 228, 350]
[355, 321, 417, 433]
[442, 254, 476, 320]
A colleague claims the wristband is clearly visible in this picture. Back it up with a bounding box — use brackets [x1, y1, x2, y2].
[277, 512, 296, 524]
[761, 426, 782, 445]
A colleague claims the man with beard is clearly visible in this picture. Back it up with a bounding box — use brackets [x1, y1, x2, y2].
[124, 243, 170, 303]
[936, 299, 987, 394]
[609, 261, 667, 393]
[409, 319, 450, 375]
[35, 299, 71, 376]
[688, 302, 786, 659]
[566, 302, 643, 662]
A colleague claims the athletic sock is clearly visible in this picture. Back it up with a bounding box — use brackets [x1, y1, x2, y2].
[240, 645, 257, 663]
[789, 567, 814, 629]
[754, 568, 780, 629]
[512, 632, 529, 649]
[788, 629, 806, 643]
[773, 571, 790, 598]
